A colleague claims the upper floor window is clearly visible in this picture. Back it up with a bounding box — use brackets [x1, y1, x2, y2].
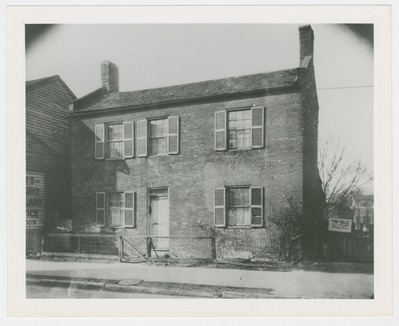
[106, 124, 123, 159]
[95, 122, 134, 160]
[214, 186, 263, 228]
[137, 116, 180, 157]
[215, 106, 264, 151]
[228, 110, 252, 150]
[149, 119, 168, 156]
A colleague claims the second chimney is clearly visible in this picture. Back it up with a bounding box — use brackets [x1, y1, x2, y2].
[299, 25, 314, 66]
[101, 60, 119, 93]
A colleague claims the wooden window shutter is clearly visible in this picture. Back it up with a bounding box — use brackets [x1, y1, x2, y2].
[214, 188, 226, 227]
[137, 119, 147, 157]
[214, 111, 227, 151]
[250, 187, 263, 226]
[95, 124, 105, 159]
[168, 116, 180, 155]
[124, 192, 135, 227]
[251, 106, 264, 148]
[123, 122, 134, 158]
[96, 192, 106, 226]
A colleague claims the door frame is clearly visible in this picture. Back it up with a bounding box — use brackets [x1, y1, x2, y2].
[147, 187, 169, 248]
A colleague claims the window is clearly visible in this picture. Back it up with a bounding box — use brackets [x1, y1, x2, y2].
[96, 191, 135, 227]
[228, 110, 252, 150]
[106, 124, 123, 159]
[214, 187, 263, 227]
[149, 119, 168, 156]
[227, 188, 251, 226]
[137, 116, 180, 157]
[214, 107, 264, 151]
[95, 122, 134, 160]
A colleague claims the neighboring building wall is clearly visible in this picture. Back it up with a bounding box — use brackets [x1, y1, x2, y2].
[326, 195, 373, 262]
[26, 76, 76, 254]
[351, 194, 374, 261]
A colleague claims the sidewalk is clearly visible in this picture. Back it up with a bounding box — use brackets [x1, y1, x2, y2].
[26, 259, 374, 299]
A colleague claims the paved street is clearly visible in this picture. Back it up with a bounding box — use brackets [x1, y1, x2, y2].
[26, 259, 374, 299]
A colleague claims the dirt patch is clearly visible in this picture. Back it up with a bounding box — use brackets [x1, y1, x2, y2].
[30, 256, 373, 274]
[146, 258, 374, 274]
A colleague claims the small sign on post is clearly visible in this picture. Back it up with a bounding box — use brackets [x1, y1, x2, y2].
[328, 218, 352, 233]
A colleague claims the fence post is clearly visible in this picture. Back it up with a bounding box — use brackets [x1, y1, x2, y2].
[77, 236, 81, 254]
[119, 236, 123, 262]
[146, 237, 151, 259]
[40, 235, 44, 255]
[211, 237, 216, 260]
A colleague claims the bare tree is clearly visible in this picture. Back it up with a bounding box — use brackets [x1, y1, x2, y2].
[318, 138, 373, 219]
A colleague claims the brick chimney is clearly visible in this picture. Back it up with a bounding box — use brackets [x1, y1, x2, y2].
[101, 60, 119, 93]
[299, 25, 314, 66]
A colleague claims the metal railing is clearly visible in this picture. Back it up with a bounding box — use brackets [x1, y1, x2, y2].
[41, 233, 215, 261]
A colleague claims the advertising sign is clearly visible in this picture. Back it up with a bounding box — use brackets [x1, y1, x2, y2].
[26, 172, 45, 229]
[328, 218, 352, 233]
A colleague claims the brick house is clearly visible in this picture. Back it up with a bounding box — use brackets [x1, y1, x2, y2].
[70, 25, 324, 260]
[26, 75, 76, 254]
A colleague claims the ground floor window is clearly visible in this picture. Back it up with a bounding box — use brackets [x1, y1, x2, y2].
[96, 191, 135, 227]
[214, 186, 263, 228]
[227, 187, 251, 226]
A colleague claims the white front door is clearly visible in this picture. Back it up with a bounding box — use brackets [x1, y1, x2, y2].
[150, 195, 169, 250]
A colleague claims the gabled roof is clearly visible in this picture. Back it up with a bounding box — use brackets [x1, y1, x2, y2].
[26, 75, 77, 100]
[72, 68, 300, 114]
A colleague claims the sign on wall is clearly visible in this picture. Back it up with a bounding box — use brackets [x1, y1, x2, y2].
[26, 172, 45, 229]
[328, 218, 352, 233]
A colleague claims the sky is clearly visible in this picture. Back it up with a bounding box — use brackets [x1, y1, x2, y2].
[25, 24, 374, 185]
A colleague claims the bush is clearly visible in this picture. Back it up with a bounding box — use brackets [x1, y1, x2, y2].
[266, 201, 303, 262]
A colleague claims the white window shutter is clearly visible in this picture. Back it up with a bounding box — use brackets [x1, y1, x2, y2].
[214, 111, 227, 151]
[137, 120, 147, 157]
[214, 188, 226, 227]
[251, 106, 264, 148]
[123, 122, 134, 158]
[250, 187, 263, 226]
[96, 192, 105, 226]
[168, 116, 180, 155]
[124, 192, 135, 227]
[95, 124, 105, 159]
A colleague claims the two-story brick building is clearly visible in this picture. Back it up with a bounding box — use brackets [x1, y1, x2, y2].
[70, 25, 324, 260]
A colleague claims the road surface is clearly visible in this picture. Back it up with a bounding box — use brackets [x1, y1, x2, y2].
[27, 284, 185, 298]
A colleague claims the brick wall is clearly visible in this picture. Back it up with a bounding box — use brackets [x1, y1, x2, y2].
[71, 89, 308, 259]
[298, 58, 325, 259]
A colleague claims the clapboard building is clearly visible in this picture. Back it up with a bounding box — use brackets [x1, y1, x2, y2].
[70, 25, 324, 260]
[26, 75, 76, 254]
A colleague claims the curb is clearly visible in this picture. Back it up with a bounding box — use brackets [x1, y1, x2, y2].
[26, 274, 275, 298]
[104, 283, 219, 298]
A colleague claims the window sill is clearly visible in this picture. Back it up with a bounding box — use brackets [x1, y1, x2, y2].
[216, 226, 264, 229]
[102, 226, 136, 230]
[148, 154, 168, 157]
[216, 148, 264, 153]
